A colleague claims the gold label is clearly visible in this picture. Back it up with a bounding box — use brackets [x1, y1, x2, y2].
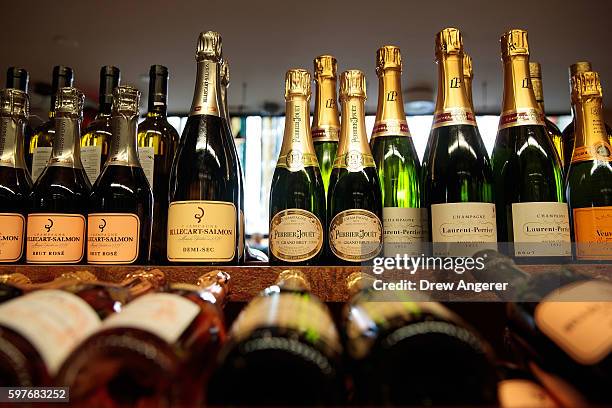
[535, 280, 612, 365]
[26, 214, 86, 264]
[432, 107, 476, 129]
[189, 60, 221, 117]
[572, 99, 609, 164]
[87, 213, 140, 264]
[167, 200, 236, 262]
[382, 207, 428, 257]
[573, 206, 612, 260]
[371, 119, 411, 138]
[329, 209, 383, 262]
[498, 108, 545, 130]
[80, 145, 102, 184]
[336, 99, 373, 171]
[497, 379, 559, 408]
[511, 202, 571, 257]
[333, 151, 375, 171]
[571, 141, 612, 164]
[31, 146, 52, 180]
[276, 151, 318, 171]
[312, 125, 340, 142]
[231, 291, 341, 353]
[276, 100, 318, 171]
[269, 209, 323, 262]
[0, 213, 25, 262]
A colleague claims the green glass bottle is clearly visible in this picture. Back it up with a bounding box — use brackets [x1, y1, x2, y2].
[327, 70, 383, 265]
[422, 28, 497, 257]
[312, 55, 340, 197]
[268, 69, 325, 265]
[370, 45, 425, 257]
[492, 29, 570, 261]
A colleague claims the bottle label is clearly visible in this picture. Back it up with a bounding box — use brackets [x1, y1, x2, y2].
[190, 60, 221, 117]
[31, 146, 52, 180]
[535, 280, 612, 365]
[0, 213, 25, 262]
[382, 207, 428, 257]
[329, 209, 383, 262]
[87, 213, 140, 264]
[570, 140, 612, 164]
[312, 125, 340, 142]
[167, 200, 236, 262]
[137, 146, 155, 188]
[511, 202, 571, 257]
[275, 151, 319, 172]
[371, 119, 411, 138]
[498, 108, 545, 130]
[0, 290, 100, 375]
[572, 206, 612, 260]
[269, 209, 323, 262]
[102, 293, 200, 344]
[431, 202, 497, 256]
[26, 214, 86, 264]
[432, 108, 477, 129]
[333, 151, 376, 172]
[231, 291, 341, 353]
[497, 379, 559, 408]
[80, 145, 102, 184]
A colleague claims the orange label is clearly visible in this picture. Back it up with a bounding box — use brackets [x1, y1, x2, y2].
[0, 213, 25, 262]
[26, 214, 86, 264]
[571, 141, 612, 164]
[497, 379, 559, 408]
[87, 213, 140, 264]
[572, 206, 612, 260]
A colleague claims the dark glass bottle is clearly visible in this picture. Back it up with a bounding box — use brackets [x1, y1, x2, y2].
[0, 89, 32, 263]
[27, 87, 90, 264]
[167, 31, 240, 265]
[88, 86, 153, 265]
[5, 67, 34, 148]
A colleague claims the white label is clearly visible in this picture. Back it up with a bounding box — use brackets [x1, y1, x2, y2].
[497, 379, 559, 408]
[511, 202, 572, 257]
[80, 145, 102, 185]
[138, 146, 155, 189]
[31, 146, 52, 181]
[102, 293, 200, 344]
[0, 290, 101, 374]
[382, 207, 428, 257]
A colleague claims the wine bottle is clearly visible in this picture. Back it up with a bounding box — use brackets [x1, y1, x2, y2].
[370, 45, 426, 257]
[312, 55, 340, 196]
[207, 270, 344, 405]
[473, 250, 612, 405]
[269, 69, 325, 265]
[137, 65, 179, 264]
[496, 363, 560, 408]
[491, 29, 570, 261]
[562, 61, 612, 170]
[28, 66, 74, 181]
[167, 31, 240, 265]
[5, 67, 34, 150]
[57, 271, 229, 406]
[0, 273, 30, 303]
[328, 70, 383, 265]
[0, 89, 32, 263]
[88, 86, 153, 265]
[343, 272, 498, 405]
[27, 87, 90, 264]
[463, 52, 475, 111]
[566, 71, 612, 262]
[80, 66, 121, 184]
[422, 28, 497, 257]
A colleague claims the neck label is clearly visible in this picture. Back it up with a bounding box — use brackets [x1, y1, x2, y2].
[190, 60, 221, 117]
[372, 119, 411, 138]
[0, 118, 25, 168]
[276, 101, 318, 172]
[498, 108, 545, 130]
[312, 124, 340, 142]
[432, 107, 476, 129]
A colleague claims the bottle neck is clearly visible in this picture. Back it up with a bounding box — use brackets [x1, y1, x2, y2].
[464, 76, 474, 111]
[433, 54, 476, 128]
[572, 96, 612, 164]
[372, 69, 410, 138]
[99, 100, 113, 116]
[335, 96, 375, 171]
[276, 96, 317, 171]
[148, 91, 167, 116]
[0, 115, 27, 169]
[49, 115, 83, 168]
[108, 114, 141, 167]
[220, 82, 229, 121]
[312, 77, 340, 142]
[531, 76, 546, 113]
[189, 58, 223, 118]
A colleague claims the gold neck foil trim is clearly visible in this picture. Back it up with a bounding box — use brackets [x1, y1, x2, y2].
[221, 59, 230, 86]
[340, 70, 366, 100]
[435, 28, 463, 59]
[314, 55, 337, 79]
[501, 29, 529, 58]
[572, 71, 603, 101]
[312, 58, 340, 142]
[196, 31, 222, 61]
[122, 269, 166, 289]
[285, 69, 311, 100]
[376, 45, 402, 74]
[0, 89, 29, 119]
[55, 87, 84, 118]
[570, 61, 592, 77]
[112, 85, 141, 117]
[463, 53, 473, 79]
[0, 273, 31, 286]
[529, 62, 542, 78]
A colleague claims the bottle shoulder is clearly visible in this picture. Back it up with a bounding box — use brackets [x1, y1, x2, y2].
[82, 119, 111, 137]
[32, 167, 91, 198]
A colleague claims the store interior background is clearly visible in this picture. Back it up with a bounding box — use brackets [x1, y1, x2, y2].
[2, 0, 611, 247]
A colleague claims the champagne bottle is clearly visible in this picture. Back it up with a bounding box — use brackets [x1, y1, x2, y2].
[562, 61, 612, 170]
[5, 67, 34, 150]
[28, 66, 74, 181]
[0, 273, 30, 303]
[80, 66, 121, 184]
[88, 86, 153, 265]
[491, 30, 570, 261]
[463, 52, 475, 111]
[0, 89, 32, 263]
[343, 272, 498, 405]
[328, 70, 383, 265]
[566, 71, 612, 262]
[269, 69, 325, 265]
[370, 45, 426, 257]
[27, 87, 90, 264]
[312, 55, 340, 196]
[56, 271, 229, 406]
[137, 65, 179, 264]
[167, 31, 240, 265]
[207, 270, 344, 405]
[529, 62, 564, 167]
[422, 28, 497, 257]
